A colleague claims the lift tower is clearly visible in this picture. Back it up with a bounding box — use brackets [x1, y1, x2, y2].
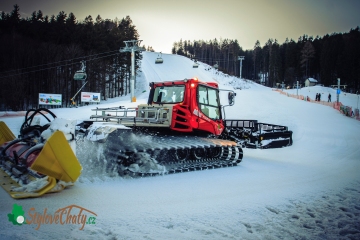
[238, 56, 245, 79]
[120, 40, 145, 102]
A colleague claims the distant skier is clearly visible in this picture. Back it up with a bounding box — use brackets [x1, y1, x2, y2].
[315, 93, 319, 101]
[328, 93, 331, 102]
[228, 92, 235, 105]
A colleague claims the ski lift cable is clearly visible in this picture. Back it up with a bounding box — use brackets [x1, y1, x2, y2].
[0, 49, 120, 75]
[85, 52, 121, 62]
[0, 52, 121, 80]
[0, 53, 117, 79]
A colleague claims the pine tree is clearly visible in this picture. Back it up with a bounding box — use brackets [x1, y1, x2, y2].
[84, 15, 93, 25]
[253, 40, 261, 81]
[300, 41, 315, 78]
[176, 39, 184, 55]
[283, 38, 297, 85]
[10, 4, 21, 25]
[66, 12, 77, 25]
[56, 11, 67, 24]
[269, 39, 281, 87]
[36, 10, 44, 22]
[30, 11, 37, 23]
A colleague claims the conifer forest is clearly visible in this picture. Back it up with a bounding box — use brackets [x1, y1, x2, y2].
[172, 30, 360, 91]
[1, 4, 359, 110]
[0, 5, 143, 110]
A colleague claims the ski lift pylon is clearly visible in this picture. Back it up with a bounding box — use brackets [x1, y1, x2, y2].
[74, 60, 87, 80]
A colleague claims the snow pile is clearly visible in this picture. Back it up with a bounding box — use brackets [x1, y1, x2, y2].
[41, 118, 76, 142]
[84, 123, 119, 142]
[10, 177, 50, 193]
[128, 152, 166, 174]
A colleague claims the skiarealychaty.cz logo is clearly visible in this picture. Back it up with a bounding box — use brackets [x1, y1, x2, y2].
[8, 204, 97, 230]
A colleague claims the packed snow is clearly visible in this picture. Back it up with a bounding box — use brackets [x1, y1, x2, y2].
[0, 51, 360, 240]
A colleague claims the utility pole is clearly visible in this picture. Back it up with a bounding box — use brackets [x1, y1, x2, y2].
[238, 56, 245, 79]
[337, 78, 340, 103]
[120, 40, 145, 102]
[296, 81, 299, 96]
[356, 91, 359, 117]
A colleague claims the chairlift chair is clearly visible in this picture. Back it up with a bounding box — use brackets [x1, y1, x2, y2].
[71, 60, 88, 107]
[155, 52, 163, 64]
[73, 71, 87, 81]
[74, 60, 87, 80]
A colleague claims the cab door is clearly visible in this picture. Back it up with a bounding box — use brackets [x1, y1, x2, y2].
[196, 85, 223, 135]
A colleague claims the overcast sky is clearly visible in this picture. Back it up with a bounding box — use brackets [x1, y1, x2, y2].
[1, 0, 359, 53]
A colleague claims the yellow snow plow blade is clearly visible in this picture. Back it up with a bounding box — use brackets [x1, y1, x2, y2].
[31, 131, 82, 183]
[0, 121, 16, 145]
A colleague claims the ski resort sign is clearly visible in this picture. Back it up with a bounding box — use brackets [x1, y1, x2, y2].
[81, 92, 101, 103]
[39, 93, 62, 106]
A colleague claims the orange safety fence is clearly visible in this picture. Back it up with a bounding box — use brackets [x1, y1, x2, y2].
[273, 88, 360, 121]
[0, 111, 50, 118]
[0, 111, 27, 118]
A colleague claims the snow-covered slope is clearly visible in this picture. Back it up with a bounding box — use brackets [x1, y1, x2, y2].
[142, 51, 215, 82]
[0, 52, 359, 240]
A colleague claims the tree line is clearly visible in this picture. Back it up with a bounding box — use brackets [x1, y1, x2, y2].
[0, 4, 149, 110]
[172, 27, 360, 91]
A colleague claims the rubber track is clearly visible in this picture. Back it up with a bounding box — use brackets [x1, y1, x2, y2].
[143, 145, 242, 177]
[100, 132, 243, 176]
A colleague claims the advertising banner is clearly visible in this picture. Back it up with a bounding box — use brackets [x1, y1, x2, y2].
[39, 93, 62, 106]
[81, 92, 101, 103]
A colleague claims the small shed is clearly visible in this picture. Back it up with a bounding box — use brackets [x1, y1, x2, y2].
[304, 78, 318, 87]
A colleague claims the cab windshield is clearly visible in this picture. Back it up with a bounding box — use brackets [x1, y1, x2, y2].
[153, 85, 185, 103]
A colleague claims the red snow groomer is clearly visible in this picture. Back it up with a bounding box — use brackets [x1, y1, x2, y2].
[78, 78, 293, 177]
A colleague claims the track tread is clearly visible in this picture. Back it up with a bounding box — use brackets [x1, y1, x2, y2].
[109, 134, 243, 176]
